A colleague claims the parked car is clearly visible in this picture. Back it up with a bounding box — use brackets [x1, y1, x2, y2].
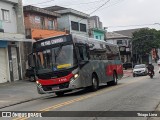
[25, 67, 36, 82]
[123, 62, 134, 70]
[133, 64, 148, 77]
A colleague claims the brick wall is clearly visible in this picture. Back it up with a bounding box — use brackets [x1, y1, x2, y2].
[24, 12, 58, 30]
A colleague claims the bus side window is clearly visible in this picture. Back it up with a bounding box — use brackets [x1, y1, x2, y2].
[76, 45, 89, 61]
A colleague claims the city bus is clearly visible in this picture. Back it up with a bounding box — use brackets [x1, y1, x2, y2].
[30, 34, 123, 96]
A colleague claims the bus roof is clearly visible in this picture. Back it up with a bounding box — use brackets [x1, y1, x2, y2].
[72, 34, 118, 47]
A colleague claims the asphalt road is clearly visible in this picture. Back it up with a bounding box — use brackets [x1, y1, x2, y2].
[1, 71, 160, 120]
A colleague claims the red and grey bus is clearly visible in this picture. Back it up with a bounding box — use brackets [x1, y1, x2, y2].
[30, 34, 123, 96]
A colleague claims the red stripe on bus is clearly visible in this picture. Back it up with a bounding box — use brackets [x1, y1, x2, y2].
[106, 64, 123, 76]
[37, 73, 74, 85]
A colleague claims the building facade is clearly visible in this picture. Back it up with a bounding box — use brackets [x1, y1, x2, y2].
[0, 0, 27, 83]
[88, 16, 106, 40]
[24, 5, 66, 40]
[23, 5, 66, 70]
[45, 6, 89, 37]
[106, 32, 131, 63]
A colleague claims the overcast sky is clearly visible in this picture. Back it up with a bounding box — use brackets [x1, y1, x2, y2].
[22, 0, 160, 31]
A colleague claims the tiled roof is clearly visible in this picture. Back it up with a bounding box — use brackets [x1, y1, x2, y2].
[106, 32, 131, 39]
[24, 5, 60, 17]
[45, 6, 89, 18]
[114, 28, 148, 37]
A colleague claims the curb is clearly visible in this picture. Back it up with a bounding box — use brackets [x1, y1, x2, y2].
[122, 75, 131, 79]
[0, 94, 52, 109]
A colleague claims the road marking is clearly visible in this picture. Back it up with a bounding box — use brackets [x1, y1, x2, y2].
[13, 76, 146, 120]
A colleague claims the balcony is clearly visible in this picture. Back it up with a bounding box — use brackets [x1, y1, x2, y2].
[0, 20, 4, 33]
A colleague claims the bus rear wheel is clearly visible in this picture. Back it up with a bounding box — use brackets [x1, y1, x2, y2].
[91, 74, 99, 91]
[55, 91, 65, 96]
[108, 72, 118, 86]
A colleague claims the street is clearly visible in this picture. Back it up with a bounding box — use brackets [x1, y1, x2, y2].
[0, 70, 160, 120]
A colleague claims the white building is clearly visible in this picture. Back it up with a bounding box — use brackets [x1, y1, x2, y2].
[106, 32, 131, 63]
[0, 0, 31, 83]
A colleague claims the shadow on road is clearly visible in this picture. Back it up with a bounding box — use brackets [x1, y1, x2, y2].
[44, 83, 123, 100]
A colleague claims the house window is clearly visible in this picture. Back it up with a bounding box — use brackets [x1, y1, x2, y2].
[48, 20, 54, 30]
[35, 16, 40, 23]
[117, 40, 122, 45]
[99, 36, 101, 40]
[117, 40, 127, 45]
[1, 9, 10, 21]
[40, 17, 45, 29]
[95, 36, 98, 39]
[71, 21, 79, 31]
[80, 23, 86, 32]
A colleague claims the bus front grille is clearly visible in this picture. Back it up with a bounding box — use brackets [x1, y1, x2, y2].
[42, 82, 69, 91]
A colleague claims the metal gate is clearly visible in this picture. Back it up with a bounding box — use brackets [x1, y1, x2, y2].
[11, 47, 19, 81]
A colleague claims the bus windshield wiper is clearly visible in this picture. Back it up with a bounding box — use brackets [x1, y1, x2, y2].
[55, 45, 63, 63]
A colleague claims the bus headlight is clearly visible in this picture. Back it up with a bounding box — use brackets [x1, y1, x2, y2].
[36, 81, 39, 84]
[70, 73, 79, 83]
[74, 73, 79, 79]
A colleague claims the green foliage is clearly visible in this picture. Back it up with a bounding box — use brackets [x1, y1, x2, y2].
[132, 28, 160, 55]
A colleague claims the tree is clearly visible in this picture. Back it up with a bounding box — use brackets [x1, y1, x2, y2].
[132, 28, 160, 63]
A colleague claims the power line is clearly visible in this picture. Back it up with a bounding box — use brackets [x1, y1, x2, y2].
[28, 0, 111, 38]
[89, 0, 110, 15]
[39, 0, 103, 7]
[100, 0, 125, 10]
[64, 0, 111, 31]
[107, 23, 158, 28]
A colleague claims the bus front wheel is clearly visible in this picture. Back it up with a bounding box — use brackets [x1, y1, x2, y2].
[91, 74, 99, 91]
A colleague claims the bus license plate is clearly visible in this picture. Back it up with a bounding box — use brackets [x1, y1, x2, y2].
[52, 86, 59, 90]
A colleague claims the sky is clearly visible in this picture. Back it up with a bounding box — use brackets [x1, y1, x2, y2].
[22, 0, 160, 32]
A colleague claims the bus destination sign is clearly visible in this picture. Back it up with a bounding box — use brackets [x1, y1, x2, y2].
[41, 38, 64, 47]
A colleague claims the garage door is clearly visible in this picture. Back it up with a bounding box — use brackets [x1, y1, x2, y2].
[0, 48, 8, 83]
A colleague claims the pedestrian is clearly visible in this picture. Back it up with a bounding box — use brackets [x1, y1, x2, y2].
[157, 59, 160, 73]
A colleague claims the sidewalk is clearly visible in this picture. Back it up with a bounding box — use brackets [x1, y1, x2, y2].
[0, 80, 50, 109]
[123, 69, 133, 78]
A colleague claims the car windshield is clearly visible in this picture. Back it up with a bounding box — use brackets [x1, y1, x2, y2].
[134, 65, 145, 69]
[35, 44, 77, 73]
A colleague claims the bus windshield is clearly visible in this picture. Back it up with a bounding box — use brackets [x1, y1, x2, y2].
[35, 44, 76, 73]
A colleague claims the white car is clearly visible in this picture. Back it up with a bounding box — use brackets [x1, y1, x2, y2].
[133, 64, 148, 77]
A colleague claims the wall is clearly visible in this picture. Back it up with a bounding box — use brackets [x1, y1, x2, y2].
[0, 1, 17, 33]
[57, 14, 70, 31]
[106, 39, 116, 44]
[69, 14, 88, 37]
[24, 12, 58, 30]
[57, 14, 89, 37]
[93, 31, 104, 40]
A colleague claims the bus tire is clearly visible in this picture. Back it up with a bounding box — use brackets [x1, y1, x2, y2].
[91, 74, 99, 91]
[55, 91, 65, 96]
[108, 72, 118, 86]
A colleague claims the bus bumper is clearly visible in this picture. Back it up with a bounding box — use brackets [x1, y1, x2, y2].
[36, 75, 82, 94]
